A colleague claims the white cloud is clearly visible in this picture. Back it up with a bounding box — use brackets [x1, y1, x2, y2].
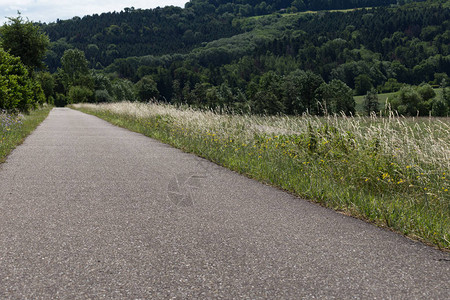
[0, 0, 188, 24]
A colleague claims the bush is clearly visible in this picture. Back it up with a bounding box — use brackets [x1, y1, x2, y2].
[377, 78, 404, 93]
[417, 83, 436, 101]
[136, 75, 159, 101]
[31, 81, 45, 107]
[0, 48, 36, 112]
[395, 85, 422, 116]
[432, 98, 448, 117]
[54, 93, 67, 107]
[47, 95, 55, 106]
[35, 71, 55, 100]
[95, 89, 113, 103]
[68, 86, 94, 103]
[112, 79, 136, 101]
[363, 89, 379, 115]
[316, 79, 355, 115]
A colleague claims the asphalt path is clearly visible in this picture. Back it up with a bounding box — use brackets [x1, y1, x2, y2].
[0, 108, 449, 299]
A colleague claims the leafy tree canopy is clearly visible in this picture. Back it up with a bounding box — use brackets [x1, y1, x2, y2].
[0, 13, 50, 72]
[59, 49, 93, 89]
[0, 48, 44, 111]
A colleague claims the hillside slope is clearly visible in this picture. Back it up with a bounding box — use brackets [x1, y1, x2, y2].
[42, 0, 403, 71]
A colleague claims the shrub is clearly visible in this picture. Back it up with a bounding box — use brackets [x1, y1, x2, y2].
[0, 48, 35, 112]
[378, 78, 404, 93]
[363, 89, 379, 116]
[432, 98, 448, 117]
[395, 85, 422, 116]
[95, 89, 113, 103]
[112, 79, 137, 101]
[136, 75, 159, 101]
[417, 83, 436, 101]
[35, 71, 55, 100]
[316, 79, 355, 115]
[31, 81, 45, 107]
[54, 93, 67, 107]
[68, 85, 94, 103]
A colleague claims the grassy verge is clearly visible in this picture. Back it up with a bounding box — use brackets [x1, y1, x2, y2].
[0, 106, 52, 163]
[73, 102, 449, 250]
[354, 92, 395, 113]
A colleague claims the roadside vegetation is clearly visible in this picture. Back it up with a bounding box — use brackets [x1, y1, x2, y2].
[0, 14, 51, 112]
[73, 102, 450, 250]
[0, 15, 54, 162]
[0, 106, 52, 163]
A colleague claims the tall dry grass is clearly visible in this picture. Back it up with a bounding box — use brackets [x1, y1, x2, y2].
[74, 102, 449, 174]
[73, 102, 450, 249]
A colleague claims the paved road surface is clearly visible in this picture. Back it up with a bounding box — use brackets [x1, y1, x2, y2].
[0, 108, 449, 299]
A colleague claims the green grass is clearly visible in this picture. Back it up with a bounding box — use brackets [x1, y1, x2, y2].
[73, 102, 450, 250]
[0, 106, 52, 163]
[354, 92, 396, 114]
[354, 88, 443, 114]
[248, 7, 373, 20]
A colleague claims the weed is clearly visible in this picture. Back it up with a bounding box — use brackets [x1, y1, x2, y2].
[0, 107, 52, 162]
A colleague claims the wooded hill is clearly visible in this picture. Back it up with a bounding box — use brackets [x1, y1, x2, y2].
[36, 0, 450, 116]
[42, 0, 404, 71]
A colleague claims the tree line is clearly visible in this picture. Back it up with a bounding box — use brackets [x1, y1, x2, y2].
[93, 0, 449, 116]
[2, 0, 449, 116]
[40, 0, 403, 72]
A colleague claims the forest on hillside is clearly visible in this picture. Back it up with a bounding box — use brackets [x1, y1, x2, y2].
[1, 0, 449, 116]
[41, 0, 406, 71]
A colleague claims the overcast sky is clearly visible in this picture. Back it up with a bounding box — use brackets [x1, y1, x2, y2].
[0, 0, 189, 24]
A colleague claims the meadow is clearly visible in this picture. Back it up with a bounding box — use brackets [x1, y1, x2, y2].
[354, 92, 396, 114]
[73, 102, 449, 250]
[0, 107, 52, 163]
[353, 89, 444, 115]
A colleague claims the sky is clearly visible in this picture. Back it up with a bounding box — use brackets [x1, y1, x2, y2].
[0, 0, 189, 24]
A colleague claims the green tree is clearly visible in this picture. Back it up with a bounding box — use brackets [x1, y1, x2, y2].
[297, 71, 324, 115]
[315, 80, 355, 115]
[378, 78, 404, 93]
[441, 80, 450, 108]
[417, 83, 436, 101]
[394, 85, 422, 116]
[292, 0, 306, 11]
[35, 71, 55, 100]
[95, 89, 113, 103]
[252, 71, 284, 115]
[354, 74, 373, 96]
[363, 89, 380, 116]
[171, 80, 182, 105]
[282, 73, 305, 115]
[67, 86, 93, 103]
[0, 13, 50, 72]
[190, 82, 212, 107]
[112, 79, 136, 101]
[431, 98, 448, 117]
[0, 48, 35, 111]
[59, 49, 92, 88]
[136, 76, 159, 101]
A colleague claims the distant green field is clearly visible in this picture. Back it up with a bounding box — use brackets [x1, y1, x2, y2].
[354, 89, 443, 114]
[249, 7, 372, 20]
[354, 92, 396, 114]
